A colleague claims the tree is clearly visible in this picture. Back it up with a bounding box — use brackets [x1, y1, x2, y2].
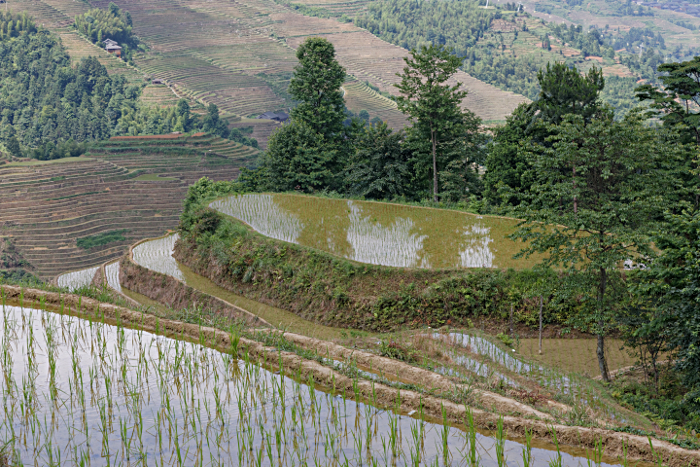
[6, 135, 21, 158]
[394, 44, 468, 202]
[512, 111, 673, 381]
[535, 62, 604, 125]
[262, 122, 339, 193]
[636, 57, 700, 208]
[629, 207, 700, 401]
[635, 56, 700, 146]
[344, 122, 411, 199]
[484, 63, 605, 208]
[288, 37, 347, 139]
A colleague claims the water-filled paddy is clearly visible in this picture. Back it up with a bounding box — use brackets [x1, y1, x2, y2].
[0, 303, 623, 466]
[56, 266, 99, 291]
[211, 194, 542, 269]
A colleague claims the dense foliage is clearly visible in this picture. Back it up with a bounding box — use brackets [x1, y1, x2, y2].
[74, 3, 140, 62]
[254, 40, 485, 201]
[0, 15, 140, 155]
[484, 62, 606, 205]
[76, 229, 128, 250]
[0, 14, 257, 159]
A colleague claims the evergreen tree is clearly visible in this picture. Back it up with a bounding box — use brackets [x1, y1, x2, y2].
[394, 44, 469, 202]
[512, 111, 676, 381]
[262, 123, 338, 192]
[288, 37, 347, 139]
[344, 123, 411, 199]
[485, 63, 606, 208]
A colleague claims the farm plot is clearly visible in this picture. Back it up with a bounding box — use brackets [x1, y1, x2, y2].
[0, 135, 256, 279]
[0, 302, 621, 466]
[12, 0, 527, 133]
[211, 193, 545, 270]
[343, 79, 408, 129]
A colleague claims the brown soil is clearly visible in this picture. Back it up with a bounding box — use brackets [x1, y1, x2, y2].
[119, 253, 268, 328]
[2, 284, 699, 466]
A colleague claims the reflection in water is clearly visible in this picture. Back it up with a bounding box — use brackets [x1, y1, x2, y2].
[212, 194, 303, 243]
[56, 266, 98, 291]
[132, 234, 184, 281]
[459, 224, 495, 268]
[105, 261, 121, 293]
[211, 194, 504, 269]
[0, 305, 622, 466]
[346, 201, 429, 268]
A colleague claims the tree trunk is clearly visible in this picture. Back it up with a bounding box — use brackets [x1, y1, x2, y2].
[573, 166, 577, 214]
[538, 296, 543, 355]
[597, 267, 610, 382]
[432, 129, 438, 203]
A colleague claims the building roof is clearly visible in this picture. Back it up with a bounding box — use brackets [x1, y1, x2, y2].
[103, 39, 118, 46]
[106, 44, 123, 51]
[257, 111, 289, 122]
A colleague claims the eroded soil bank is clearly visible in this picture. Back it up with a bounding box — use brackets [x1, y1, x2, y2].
[3, 284, 698, 467]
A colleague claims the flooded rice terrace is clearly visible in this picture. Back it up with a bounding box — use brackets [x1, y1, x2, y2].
[0, 302, 623, 466]
[211, 194, 543, 269]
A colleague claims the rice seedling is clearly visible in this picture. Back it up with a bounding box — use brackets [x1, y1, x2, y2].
[0, 301, 633, 466]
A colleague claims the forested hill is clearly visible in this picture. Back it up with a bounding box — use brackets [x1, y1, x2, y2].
[0, 12, 141, 157]
[354, 0, 694, 113]
[0, 12, 257, 161]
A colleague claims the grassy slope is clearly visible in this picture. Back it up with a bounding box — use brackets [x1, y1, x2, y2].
[176, 189, 581, 333]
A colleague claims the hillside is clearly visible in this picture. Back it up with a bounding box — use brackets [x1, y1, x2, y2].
[11, 0, 528, 131]
[0, 134, 256, 278]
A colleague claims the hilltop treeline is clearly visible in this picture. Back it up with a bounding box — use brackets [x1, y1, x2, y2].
[355, 0, 494, 53]
[0, 13, 257, 160]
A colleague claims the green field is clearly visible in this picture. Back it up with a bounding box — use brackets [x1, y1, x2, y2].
[211, 193, 543, 269]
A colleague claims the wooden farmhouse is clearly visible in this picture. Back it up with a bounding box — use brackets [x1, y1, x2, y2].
[103, 39, 122, 58]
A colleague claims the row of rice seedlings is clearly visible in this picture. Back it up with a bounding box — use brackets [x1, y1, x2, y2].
[0, 294, 627, 466]
[56, 266, 100, 291]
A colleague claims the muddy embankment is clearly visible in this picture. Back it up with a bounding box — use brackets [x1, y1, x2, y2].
[118, 256, 269, 328]
[4, 282, 698, 466]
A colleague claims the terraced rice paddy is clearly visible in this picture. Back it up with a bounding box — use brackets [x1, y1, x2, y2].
[55, 267, 98, 291]
[12, 0, 527, 132]
[0, 301, 625, 466]
[132, 235, 185, 281]
[0, 135, 255, 279]
[211, 194, 542, 269]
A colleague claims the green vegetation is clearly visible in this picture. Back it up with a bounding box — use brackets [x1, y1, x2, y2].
[484, 62, 608, 206]
[0, 15, 257, 160]
[252, 40, 485, 201]
[74, 3, 140, 62]
[76, 230, 129, 250]
[394, 44, 481, 202]
[262, 38, 351, 192]
[179, 178, 577, 332]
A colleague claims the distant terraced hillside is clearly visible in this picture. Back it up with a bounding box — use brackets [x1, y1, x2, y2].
[13, 0, 527, 130]
[0, 135, 256, 279]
